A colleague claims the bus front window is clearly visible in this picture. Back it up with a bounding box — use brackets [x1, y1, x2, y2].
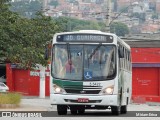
[84, 45, 116, 80]
[52, 44, 83, 80]
[52, 44, 116, 81]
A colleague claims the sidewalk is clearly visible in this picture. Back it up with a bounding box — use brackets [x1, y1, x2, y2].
[0, 97, 51, 111]
[0, 97, 160, 111]
[146, 102, 160, 106]
[0, 105, 47, 111]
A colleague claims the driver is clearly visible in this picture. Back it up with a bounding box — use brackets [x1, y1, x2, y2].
[65, 59, 75, 73]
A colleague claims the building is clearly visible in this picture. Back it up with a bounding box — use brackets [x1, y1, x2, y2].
[141, 24, 160, 33]
[124, 36, 160, 103]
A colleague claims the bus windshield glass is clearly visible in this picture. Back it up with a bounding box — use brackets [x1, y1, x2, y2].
[52, 44, 116, 81]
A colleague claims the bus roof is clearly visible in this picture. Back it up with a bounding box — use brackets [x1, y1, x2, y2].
[55, 30, 115, 36]
[54, 30, 130, 50]
[118, 37, 130, 50]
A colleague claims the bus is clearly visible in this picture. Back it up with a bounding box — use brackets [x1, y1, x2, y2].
[50, 30, 132, 115]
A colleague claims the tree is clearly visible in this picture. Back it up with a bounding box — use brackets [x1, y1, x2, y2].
[54, 17, 106, 32]
[0, 1, 62, 69]
[6, 14, 60, 69]
[53, 17, 69, 32]
[0, 0, 19, 62]
[0, 0, 10, 4]
[110, 22, 129, 36]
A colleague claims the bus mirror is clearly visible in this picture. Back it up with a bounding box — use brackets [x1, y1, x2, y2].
[118, 49, 124, 58]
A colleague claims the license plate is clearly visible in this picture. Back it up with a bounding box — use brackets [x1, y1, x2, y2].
[78, 98, 89, 103]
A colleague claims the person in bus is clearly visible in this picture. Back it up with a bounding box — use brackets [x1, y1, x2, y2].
[73, 55, 82, 73]
[65, 59, 75, 73]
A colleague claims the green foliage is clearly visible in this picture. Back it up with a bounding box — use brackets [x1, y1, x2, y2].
[110, 22, 129, 36]
[0, 0, 107, 69]
[54, 16, 106, 32]
[0, 92, 21, 105]
[0, 2, 62, 69]
[97, 22, 106, 31]
[0, 0, 10, 4]
[54, 17, 69, 32]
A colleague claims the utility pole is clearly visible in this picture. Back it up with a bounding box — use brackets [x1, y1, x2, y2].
[105, 0, 111, 32]
[39, 0, 48, 99]
[43, 0, 48, 12]
[39, 64, 46, 99]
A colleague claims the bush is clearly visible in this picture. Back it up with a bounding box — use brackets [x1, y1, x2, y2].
[0, 92, 21, 105]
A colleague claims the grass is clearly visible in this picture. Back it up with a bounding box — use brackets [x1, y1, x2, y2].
[0, 92, 21, 105]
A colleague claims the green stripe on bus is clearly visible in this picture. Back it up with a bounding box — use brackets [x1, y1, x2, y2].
[53, 79, 83, 89]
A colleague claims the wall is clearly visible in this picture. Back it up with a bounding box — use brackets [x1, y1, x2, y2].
[6, 64, 50, 96]
[132, 48, 160, 103]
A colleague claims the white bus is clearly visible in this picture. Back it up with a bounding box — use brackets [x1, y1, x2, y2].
[50, 30, 132, 115]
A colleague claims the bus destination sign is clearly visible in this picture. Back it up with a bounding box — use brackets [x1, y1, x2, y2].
[56, 34, 113, 43]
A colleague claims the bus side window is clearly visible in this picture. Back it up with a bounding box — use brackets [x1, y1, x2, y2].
[127, 51, 130, 71]
[123, 47, 126, 70]
[118, 45, 121, 69]
[118, 45, 123, 69]
[118, 46, 124, 58]
[125, 49, 128, 70]
[129, 51, 131, 71]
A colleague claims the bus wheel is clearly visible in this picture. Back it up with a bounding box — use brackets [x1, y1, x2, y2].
[70, 105, 78, 115]
[78, 106, 85, 114]
[57, 105, 67, 115]
[111, 106, 121, 115]
[121, 105, 127, 114]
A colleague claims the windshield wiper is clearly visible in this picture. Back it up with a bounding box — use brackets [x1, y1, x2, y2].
[99, 46, 105, 70]
[88, 43, 102, 59]
[66, 43, 72, 73]
[99, 53, 102, 70]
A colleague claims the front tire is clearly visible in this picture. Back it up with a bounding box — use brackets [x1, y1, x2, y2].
[70, 105, 78, 115]
[78, 106, 85, 114]
[111, 106, 121, 115]
[111, 88, 122, 115]
[121, 105, 127, 114]
[57, 105, 67, 115]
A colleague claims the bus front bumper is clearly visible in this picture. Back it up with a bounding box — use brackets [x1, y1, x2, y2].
[50, 94, 118, 106]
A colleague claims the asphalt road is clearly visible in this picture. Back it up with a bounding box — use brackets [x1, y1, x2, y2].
[1, 97, 160, 120]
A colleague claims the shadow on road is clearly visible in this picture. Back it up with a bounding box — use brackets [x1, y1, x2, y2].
[52, 111, 128, 117]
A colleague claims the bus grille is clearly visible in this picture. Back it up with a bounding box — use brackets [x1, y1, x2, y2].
[65, 89, 101, 94]
[63, 86, 102, 94]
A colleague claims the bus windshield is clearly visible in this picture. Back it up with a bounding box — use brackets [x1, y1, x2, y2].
[52, 44, 116, 81]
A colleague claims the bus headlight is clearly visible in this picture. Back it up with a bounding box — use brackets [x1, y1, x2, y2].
[53, 84, 65, 94]
[100, 86, 114, 95]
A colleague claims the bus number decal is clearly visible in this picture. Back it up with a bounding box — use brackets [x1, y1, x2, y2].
[89, 82, 101, 87]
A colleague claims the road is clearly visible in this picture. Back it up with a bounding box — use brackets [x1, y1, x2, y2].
[0, 97, 160, 120]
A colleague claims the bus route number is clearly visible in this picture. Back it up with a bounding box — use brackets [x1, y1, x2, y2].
[89, 82, 101, 87]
